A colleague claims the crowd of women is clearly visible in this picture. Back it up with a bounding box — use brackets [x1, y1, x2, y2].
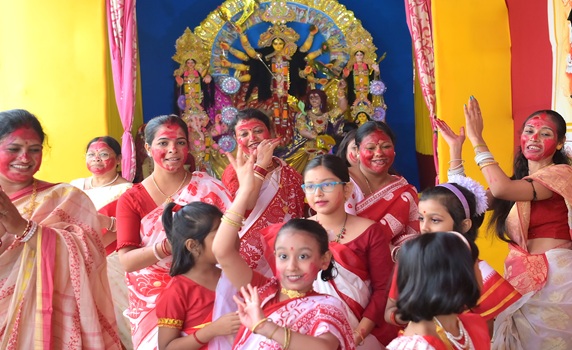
[0, 95, 570, 349]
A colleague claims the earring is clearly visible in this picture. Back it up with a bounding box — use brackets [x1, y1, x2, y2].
[147, 152, 151, 157]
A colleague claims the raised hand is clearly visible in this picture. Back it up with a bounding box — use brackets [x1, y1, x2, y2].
[232, 284, 265, 330]
[463, 96, 486, 146]
[255, 138, 281, 170]
[435, 118, 465, 151]
[226, 146, 256, 193]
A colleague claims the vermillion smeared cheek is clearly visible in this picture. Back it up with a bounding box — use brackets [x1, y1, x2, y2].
[306, 262, 321, 281]
[86, 142, 116, 175]
[151, 149, 169, 169]
[237, 137, 249, 153]
[359, 149, 374, 169]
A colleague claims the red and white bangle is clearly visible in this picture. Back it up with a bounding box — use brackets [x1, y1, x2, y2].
[18, 220, 38, 243]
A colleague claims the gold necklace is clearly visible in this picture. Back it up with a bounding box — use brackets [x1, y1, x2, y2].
[362, 172, 373, 195]
[23, 179, 38, 219]
[281, 287, 311, 299]
[89, 173, 119, 188]
[151, 171, 188, 203]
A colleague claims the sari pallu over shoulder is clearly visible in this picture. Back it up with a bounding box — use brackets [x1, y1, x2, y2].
[0, 182, 121, 350]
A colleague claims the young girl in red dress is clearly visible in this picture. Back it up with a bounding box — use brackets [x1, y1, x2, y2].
[386, 232, 490, 350]
[213, 145, 355, 350]
[155, 202, 240, 350]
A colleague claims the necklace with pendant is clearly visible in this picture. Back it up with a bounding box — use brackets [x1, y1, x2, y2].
[151, 171, 188, 203]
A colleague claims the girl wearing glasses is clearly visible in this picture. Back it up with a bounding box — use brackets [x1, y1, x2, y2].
[303, 154, 398, 348]
[70, 136, 133, 348]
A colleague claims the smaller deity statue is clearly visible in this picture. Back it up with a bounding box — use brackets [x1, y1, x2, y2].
[280, 80, 348, 173]
[174, 57, 214, 116]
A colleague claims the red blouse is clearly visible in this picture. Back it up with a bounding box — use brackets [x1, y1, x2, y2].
[116, 183, 158, 249]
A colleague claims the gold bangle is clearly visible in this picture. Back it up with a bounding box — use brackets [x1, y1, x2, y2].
[473, 144, 487, 150]
[251, 317, 270, 333]
[283, 327, 291, 350]
[254, 173, 265, 181]
[479, 161, 499, 170]
[220, 215, 242, 228]
[268, 324, 279, 340]
[353, 329, 365, 345]
[225, 210, 246, 221]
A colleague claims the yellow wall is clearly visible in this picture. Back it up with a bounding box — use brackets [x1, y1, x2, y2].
[0, 1, 109, 182]
[432, 1, 512, 272]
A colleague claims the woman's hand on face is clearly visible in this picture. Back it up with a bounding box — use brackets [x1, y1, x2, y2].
[0, 189, 28, 236]
[232, 284, 265, 330]
[255, 138, 280, 169]
[435, 118, 465, 150]
[463, 96, 486, 145]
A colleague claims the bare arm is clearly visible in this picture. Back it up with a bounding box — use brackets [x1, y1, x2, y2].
[212, 147, 262, 289]
[464, 97, 553, 201]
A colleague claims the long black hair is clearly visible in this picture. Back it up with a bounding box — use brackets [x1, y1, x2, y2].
[162, 202, 223, 276]
[489, 110, 571, 241]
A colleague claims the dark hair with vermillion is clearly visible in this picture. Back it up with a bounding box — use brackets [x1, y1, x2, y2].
[229, 108, 272, 135]
[0, 109, 46, 144]
[86, 136, 122, 156]
[489, 110, 571, 241]
[144, 114, 189, 145]
[162, 202, 223, 276]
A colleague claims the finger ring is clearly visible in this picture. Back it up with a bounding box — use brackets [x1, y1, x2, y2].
[0, 210, 7, 216]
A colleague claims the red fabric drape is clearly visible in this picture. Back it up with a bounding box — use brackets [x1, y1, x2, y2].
[404, 0, 438, 183]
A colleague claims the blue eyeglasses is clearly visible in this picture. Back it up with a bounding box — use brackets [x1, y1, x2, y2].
[301, 181, 347, 193]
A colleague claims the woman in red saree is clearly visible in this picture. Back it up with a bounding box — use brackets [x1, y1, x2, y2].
[222, 108, 305, 277]
[463, 98, 572, 349]
[0, 109, 121, 349]
[387, 233, 490, 350]
[213, 146, 355, 350]
[303, 154, 398, 347]
[117, 115, 232, 349]
[344, 121, 419, 260]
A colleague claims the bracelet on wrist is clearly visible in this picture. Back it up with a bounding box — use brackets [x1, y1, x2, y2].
[152, 242, 162, 261]
[251, 318, 270, 333]
[107, 216, 117, 232]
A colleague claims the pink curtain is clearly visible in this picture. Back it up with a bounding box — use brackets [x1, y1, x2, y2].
[107, 0, 138, 181]
[404, 0, 438, 181]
